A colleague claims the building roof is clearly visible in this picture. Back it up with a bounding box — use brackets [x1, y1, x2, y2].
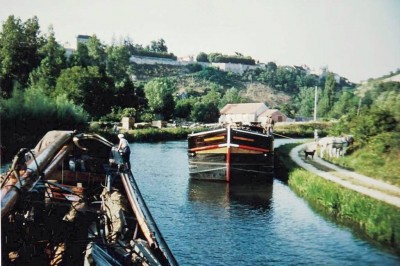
[77, 34, 90, 39]
[259, 109, 286, 117]
[220, 103, 266, 114]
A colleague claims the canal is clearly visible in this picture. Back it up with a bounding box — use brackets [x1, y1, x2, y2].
[130, 140, 399, 265]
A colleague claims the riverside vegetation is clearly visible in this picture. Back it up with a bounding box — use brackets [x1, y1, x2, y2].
[275, 144, 400, 252]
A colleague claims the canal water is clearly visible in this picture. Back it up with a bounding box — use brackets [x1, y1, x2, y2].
[130, 140, 399, 265]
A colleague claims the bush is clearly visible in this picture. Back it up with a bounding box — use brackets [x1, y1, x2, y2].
[0, 87, 88, 161]
[132, 49, 177, 60]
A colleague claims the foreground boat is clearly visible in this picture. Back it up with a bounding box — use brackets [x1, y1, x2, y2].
[188, 124, 274, 182]
[1, 131, 177, 265]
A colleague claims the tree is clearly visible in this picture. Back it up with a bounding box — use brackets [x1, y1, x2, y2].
[201, 88, 221, 107]
[329, 90, 359, 118]
[144, 77, 176, 120]
[295, 87, 316, 117]
[29, 26, 66, 94]
[55, 66, 114, 118]
[87, 35, 107, 71]
[68, 42, 90, 67]
[219, 87, 244, 108]
[319, 72, 336, 117]
[0, 15, 43, 97]
[175, 98, 196, 120]
[196, 52, 209, 62]
[191, 102, 220, 123]
[147, 38, 168, 53]
[106, 44, 132, 88]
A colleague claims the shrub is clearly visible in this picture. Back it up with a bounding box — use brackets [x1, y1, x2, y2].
[0, 87, 88, 161]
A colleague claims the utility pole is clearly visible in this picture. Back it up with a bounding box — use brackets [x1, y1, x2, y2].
[313, 86, 318, 121]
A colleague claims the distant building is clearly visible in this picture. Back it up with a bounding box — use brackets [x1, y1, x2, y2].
[219, 103, 289, 125]
[218, 103, 268, 125]
[77, 35, 91, 47]
[258, 109, 287, 123]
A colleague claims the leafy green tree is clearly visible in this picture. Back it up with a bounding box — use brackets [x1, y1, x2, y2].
[196, 52, 209, 62]
[68, 43, 90, 67]
[29, 26, 66, 94]
[295, 87, 316, 117]
[175, 97, 196, 120]
[329, 90, 359, 118]
[0, 15, 43, 97]
[147, 38, 168, 53]
[318, 73, 336, 117]
[55, 66, 114, 117]
[87, 35, 107, 71]
[144, 77, 176, 120]
[106, 44, 132, 88]
[219, 87, 244, 108]
[202, 88, 221, 106]
[191, 101, 220, 123]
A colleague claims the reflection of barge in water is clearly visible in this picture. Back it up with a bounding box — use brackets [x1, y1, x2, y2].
[188, 179, 273, 210]
[188, 124, 274, 182]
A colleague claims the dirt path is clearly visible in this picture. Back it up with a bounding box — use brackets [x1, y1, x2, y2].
[289, 143, 400, 208]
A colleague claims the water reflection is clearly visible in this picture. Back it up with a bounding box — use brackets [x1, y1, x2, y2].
[188, 179, 273, 211]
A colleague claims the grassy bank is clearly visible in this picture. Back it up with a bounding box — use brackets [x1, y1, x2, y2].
[328, 132, 400, 186]
[276, 144, 400, 252]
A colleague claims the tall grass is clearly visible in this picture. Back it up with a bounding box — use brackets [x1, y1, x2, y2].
[0, 87, 88, 162]
[276, 144, 400, 251]
[329, 132, 400, 186]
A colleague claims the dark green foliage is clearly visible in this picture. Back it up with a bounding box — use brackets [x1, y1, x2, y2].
[331, 80, 400, 144]
[196, 52, 209, 62]
[0, 16, 43, 97]
[186, 63, 203, 73]
[174, 98, 196, 120]
[318, 73, 336, 116]
[0, 87, 88, 161]
[132, 49, 177, 60]
[147, 38, 168, 53]
[29, 26, 66, 94]
[207, 52, 255, 65]
[196, 67, 236, 86]
[191, 102, 220, 123]
[55, 66, 114, 118]
[144, 77, 176, 120]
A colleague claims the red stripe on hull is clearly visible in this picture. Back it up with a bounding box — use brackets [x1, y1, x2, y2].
[236, 144, 269, 153]
[189, 144, 222, 152]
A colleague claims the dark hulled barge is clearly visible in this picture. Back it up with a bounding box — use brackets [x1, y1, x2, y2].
[188, 124, 274, 182]
[1, 131, 177, 266]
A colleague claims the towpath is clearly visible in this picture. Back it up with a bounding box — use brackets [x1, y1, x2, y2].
[289, 142, 400, 208]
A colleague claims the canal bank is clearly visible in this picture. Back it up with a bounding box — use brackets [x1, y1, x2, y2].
[276, 142, 400, 253]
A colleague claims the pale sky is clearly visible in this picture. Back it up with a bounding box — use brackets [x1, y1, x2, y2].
[1, 0, 399, 83]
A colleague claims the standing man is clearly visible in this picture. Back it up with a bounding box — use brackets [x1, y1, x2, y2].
[117, 133, 131, 170]
[314, 129, 319, 142]
[265, 115, 275, 135]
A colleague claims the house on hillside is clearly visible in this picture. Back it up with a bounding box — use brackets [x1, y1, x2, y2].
[218, 103, 268, 125]
[258, 109, 288, 123]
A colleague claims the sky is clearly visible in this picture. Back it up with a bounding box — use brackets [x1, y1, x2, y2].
[1, 0, 399, 83]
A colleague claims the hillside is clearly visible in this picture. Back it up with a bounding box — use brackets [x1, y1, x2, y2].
[132, 63, 298, 108]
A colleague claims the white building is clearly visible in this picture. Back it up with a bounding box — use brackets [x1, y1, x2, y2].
[218, 103, 268, 125]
